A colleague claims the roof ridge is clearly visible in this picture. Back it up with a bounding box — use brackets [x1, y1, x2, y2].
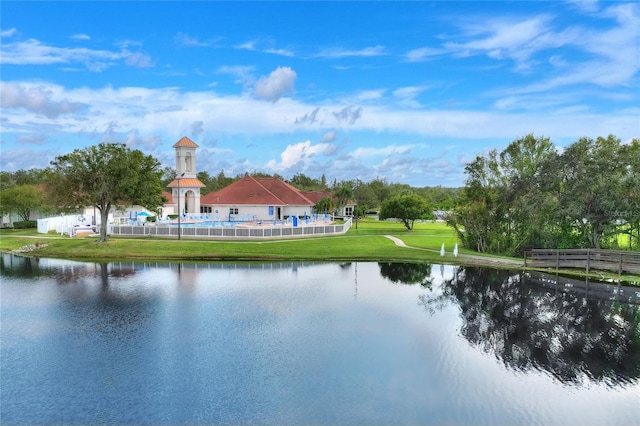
[249, 175, 286, 205]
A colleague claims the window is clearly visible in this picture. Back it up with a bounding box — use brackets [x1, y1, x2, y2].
[200, 206, 212, 213]
[229, 208, 238, 215]
[345, 207, 353, 216]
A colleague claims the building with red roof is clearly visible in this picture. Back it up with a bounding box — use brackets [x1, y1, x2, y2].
[200, 174, 317, 221]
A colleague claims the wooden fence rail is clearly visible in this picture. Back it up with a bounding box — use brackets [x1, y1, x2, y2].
[524, 249, 640, 275]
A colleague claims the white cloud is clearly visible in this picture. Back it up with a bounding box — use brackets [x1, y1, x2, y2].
[174, 32, 210, 47]
[405, 47, 444, 62]
[1, 80, 637, 163]
[0, 28, 17, 38]
[235, 39, 295, 57]
[216, 65, 255, 84]
[125, 52, 155, 68]
[393, 86, 429, 108]
[190, 120, 204, 137]
[253, 66, 297, 102]
[124, 129, 163, 150]
[352, 145, 414, 159]
[0, 38, 124, 71]
[566, 0, 600, 14]
[332, 105, 362, 125]
[0, 81, 84, 118]
[71, 33, 91, 41]
[316, 45, 386, 58]
[17, 133, 47, 145]
[321, 131, 338, 143]
[265, 140, 333, 171]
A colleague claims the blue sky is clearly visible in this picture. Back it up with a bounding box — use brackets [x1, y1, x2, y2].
[1, 1, 638, 187]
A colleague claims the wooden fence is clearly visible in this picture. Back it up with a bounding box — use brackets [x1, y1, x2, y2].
[524, 249, 640, 275]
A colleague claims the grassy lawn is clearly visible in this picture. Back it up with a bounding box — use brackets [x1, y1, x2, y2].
[0, 220, 466, 263]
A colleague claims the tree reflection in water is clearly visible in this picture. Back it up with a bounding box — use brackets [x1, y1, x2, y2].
[414, 265, 640, 388]
[378, 262, 433, 288]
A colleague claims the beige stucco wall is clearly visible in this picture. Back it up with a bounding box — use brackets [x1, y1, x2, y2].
[204, 204, 315, 221]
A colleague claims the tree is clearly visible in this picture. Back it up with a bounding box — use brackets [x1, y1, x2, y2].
[446, 150, 505, 252]
[289, 173, 321, 191]
[334, 184, 354, 213]
[0, 184, 46, 221]
[556, 135, 625, 249]
[49, 143, 165, 242]
[620, 139, 640, 248]
[314, 196, 333, 215]
[498, 134, 557, 254]
[379, 193, 428, 230]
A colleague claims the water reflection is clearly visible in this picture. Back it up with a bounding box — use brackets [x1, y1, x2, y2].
[2, 254, 639, 424]
[415, 265, 640, 387]
[378, 262, 433, 288]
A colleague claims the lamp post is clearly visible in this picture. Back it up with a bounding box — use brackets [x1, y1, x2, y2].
[177, 172, 185, 240]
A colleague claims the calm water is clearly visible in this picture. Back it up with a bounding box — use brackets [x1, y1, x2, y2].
[1, 254, 639, 425]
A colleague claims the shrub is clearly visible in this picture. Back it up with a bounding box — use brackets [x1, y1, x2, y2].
[13, 220, 37, 229]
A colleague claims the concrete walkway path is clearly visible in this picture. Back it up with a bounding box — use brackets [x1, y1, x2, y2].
[383, 235, 523, 267]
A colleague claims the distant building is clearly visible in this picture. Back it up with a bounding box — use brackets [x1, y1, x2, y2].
[165, 137, 206, 217]
[200, 174, 316, 221]
[171, 137, 356, 221]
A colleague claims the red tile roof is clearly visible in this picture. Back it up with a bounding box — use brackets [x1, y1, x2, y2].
[172, 136, 199, 148]
[301, 190, 333, 204]
[257, 177, 315, 205]
[162, 190, 173, 204]
[201, 175, 315, 206]
[166, 178, 206, 188]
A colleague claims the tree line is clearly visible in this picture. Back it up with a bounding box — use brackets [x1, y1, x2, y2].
[0, 143, 459, 237]
[5, 134, 634, 253]
[447, 134, 640, 255]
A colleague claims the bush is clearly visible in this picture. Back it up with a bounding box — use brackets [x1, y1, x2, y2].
[147, 216, 157, 222]
[168, 214, 178, 220]
[13, 220, 37, 229]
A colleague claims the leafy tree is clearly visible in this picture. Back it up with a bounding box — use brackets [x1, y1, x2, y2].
[197, 171, 214, 195]
[446, 150, 505, 252]
[48, 143, 165, 242]
[498, 134, 557, 254]
[314, 196, 333, 215]
[161, 166, 177, 187]
[378, 262, 433, 287]
[556, 135, 624, 249]
[0, 184, 46, 221]
[334, 184, 354, 212]
[354, 183, 379, 212]
[620, 139, 640, 249]
[379, 193, 428, 230]
[289, 173, 321, 191]
[368, 178, 391, 204]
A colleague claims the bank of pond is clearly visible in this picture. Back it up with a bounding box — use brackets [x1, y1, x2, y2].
[1, 255, 639, 425]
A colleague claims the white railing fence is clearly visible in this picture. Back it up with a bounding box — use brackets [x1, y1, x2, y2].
[109, 218, 352, 240]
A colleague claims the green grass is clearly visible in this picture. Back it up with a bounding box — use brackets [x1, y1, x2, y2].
[3, 222, 639, 284]
[0, 221, 465, 263]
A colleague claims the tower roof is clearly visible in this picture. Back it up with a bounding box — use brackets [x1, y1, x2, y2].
[167, 178, 206, 188]
[172, 136, 199, 148]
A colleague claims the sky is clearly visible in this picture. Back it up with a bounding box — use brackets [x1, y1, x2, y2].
[1, 1, 639, 187]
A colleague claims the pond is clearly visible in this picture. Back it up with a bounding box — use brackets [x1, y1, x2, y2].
[1, 254, 639, 425]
